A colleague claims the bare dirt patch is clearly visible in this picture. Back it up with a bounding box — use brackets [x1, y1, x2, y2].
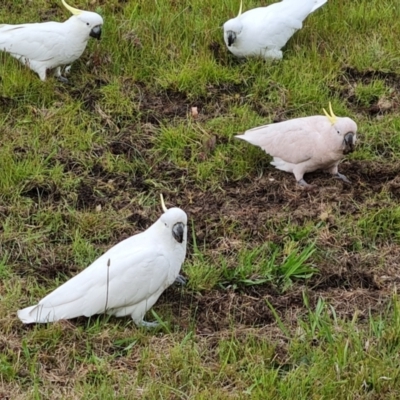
[10, 81, 400, 334]
[333, 66, 400, 115]
[15, 157, 398, 333]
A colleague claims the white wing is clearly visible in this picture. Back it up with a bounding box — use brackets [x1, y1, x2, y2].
[241, 0, 321, 49]
[18, 236, 174, 323]
[0, 22, 65, 61]
[237, 116, 328, 164]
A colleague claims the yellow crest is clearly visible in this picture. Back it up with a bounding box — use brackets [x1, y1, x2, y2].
[61, 0, 83, 15]
[238, 0, 243, 16]
[160, 194, 168, 213]
[322, 102, 338, 125]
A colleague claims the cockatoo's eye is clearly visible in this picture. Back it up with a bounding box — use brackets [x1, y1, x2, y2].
[86, 22, 90, 26]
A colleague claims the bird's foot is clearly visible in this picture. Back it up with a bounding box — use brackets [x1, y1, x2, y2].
[56, 76, 69, 84]
[138, 320, 160, 329]
[174, 274, 187, 285]
[334, 173, 351, 184]
[297, 179, 316, 190]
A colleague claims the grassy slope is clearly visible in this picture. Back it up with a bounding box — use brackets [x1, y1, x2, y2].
[1, 0, 400, 398]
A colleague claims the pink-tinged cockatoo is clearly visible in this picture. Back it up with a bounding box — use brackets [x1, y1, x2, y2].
[223, 0, 327, 59]
[0, 0, 103, 82]
[18, 196, 188, 328]
[236, 104, 357, 187]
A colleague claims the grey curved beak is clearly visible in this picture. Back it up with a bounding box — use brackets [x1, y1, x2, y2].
[90, 25, 102, 40]
[227, 32, 236, 47]
[343, 132, 355, 154]
[172, 222, 185, 243]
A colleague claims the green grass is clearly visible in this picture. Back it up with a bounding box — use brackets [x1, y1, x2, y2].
[1, 0, 400, 397]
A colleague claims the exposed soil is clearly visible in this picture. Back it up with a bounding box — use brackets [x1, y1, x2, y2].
[18, 161, 399, 334]
[11, 65, 400, 335]
[333, 66, 400, 115]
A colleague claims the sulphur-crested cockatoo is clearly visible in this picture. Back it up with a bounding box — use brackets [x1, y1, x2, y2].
[18, 196, 187, 327]
[236, 104, 357, 187]
[0, 0, 103, 82]
[223, 0, 327, 59]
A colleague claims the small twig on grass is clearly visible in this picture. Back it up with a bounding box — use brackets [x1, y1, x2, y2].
[104, 258, 111, 315]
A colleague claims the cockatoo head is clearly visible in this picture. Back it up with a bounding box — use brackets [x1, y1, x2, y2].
[158, 195, 188, 245]
[223, 0, 244, 47]
[323, 103, 357, 155]
[75, 11, 103, 40]
[62, 0, 104, 40]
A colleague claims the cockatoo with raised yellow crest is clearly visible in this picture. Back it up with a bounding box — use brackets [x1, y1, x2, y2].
[0, 0, 103, 82]
[18, 195, 188, 328]
[236, 104, 357, 187]
[224, 0, 327, 59]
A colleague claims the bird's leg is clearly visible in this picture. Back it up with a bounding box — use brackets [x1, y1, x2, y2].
[54, 67, 69, 83]
[57, 76, 69, 83]
[297, 178, 314, 189]
[37, 69, 47, 81]
[64, 65, 72, 75]
[174, 274, 187, 285]
[334, 173, 351, 184]
[262, 49, 283, 60]
[138, 320, 160, 329]
[294, 168, 315, 189]
[327, 164, 351, 184]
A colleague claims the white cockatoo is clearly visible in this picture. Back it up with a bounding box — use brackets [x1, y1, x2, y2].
[223, 0, 327, 59]
[18, 196, 188, 327]
[0, 0, 103, 82]
[236, 104, 357, 187]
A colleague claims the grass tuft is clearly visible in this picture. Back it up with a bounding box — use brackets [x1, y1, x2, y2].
[0, 0, 399, 397]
